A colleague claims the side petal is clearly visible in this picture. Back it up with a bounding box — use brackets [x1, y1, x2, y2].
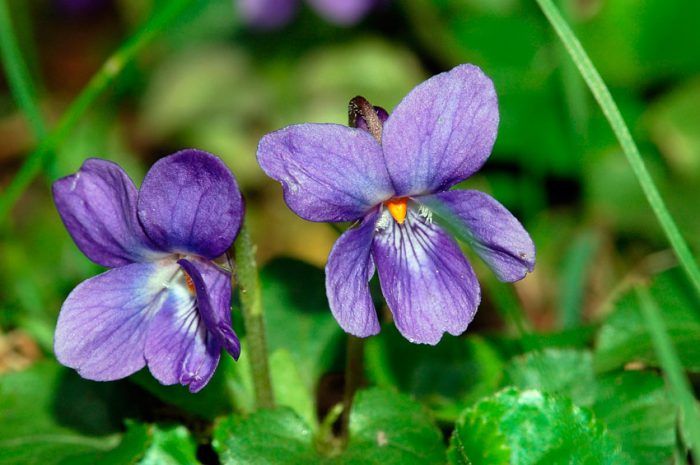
[178, 258, 240, 359]
[325, 211, 381, 337]
[54, 261, 176, 381]
[307, 0, 375, 25]
[257, 124, 394, 222]
[381, 64, 499, 196]
[137, 149, 244, 259]
[372, 208, 480, 344]
[143, 268, 223, 393]
[238, 0, 298, 29]
[53, 158, 161, 268]
[426, 190, 535, 282]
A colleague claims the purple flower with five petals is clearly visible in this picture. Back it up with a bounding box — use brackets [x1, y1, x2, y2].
[257, 64, 535, 344]
[237, 0, 378, 29]
[52, 149, 243, 392]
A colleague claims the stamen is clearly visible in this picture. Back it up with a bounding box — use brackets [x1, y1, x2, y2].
[384, 197, 408, 224]
[184, 271, 196, 294]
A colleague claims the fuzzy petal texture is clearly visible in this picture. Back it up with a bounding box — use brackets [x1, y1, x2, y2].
[381, 64, 499, 196]
[53, 159, 161, 268]
[426, 190, 535, 282]
[54, 261, 176, 381]
[307, 0, 375, 25]
[325, 211, 380, 337]
[143, 263, 223, 393]
[372, 208, 480, 344]
[137, 149, 243, 259]
[257, 124, 394, 222]
[238, 0, 298, 29]
[178, 258, 240, 359]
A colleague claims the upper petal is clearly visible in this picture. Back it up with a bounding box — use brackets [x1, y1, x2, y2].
[238, 0, 298, 29]
[137, 149, 244, 259]
[381, 64, 499, 196]
[52, 159, 161, 267]
[257, 124, 394, 222]
[372, 208, 480, 344]
[54, 261, 177, 381]
[307, 0, 375, 25]
[325, 210, 381, 337]
[178, 258, 240, 359]
[426, 190, 535, 282]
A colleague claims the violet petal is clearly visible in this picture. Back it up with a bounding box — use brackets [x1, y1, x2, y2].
[426, 190, 535, 282]
[54, 261, 175, 381]
[143, 264, 223, 393]
[307, 0, 375, 25]
[325, 210, 381, 337]
[257, 124, 394, 222]
[381, 64, 499, 196]
[53, 158, 162, 268]
[178, 258, 240, 359]
[372, 208, 480, 344]
[237, 0, 298, 29]
[137, 149, 243, 259]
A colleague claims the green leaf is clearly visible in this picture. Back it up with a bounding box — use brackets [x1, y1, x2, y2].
[261, 258, 343, 391]
[270, 349, 317, 429]
[340, 388, 446, 464]
[504, 349, 596, 406]
[213, 388, 445, 464]
[594, 269, 700, 372]
[448, 388, 629, 465]
[0, 361, 144, 465]
[593, 371, 677, 465]
[213, 408, 318, 465]
[137, 424, 201, 465]
[366, 326, 503, 422]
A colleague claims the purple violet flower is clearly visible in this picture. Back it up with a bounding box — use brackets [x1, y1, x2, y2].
[257, 64, 536, 344]
[52, 149, 243, 392]
[237, 0, 377, 29]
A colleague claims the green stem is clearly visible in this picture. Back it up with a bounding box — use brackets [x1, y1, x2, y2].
[340, 335, 364, 443]
[636, 287, 700, 463]
[234, 222, 275, 409]
[534, 0, 700, 298]
[0, 0, 196, 222]
[0, 0, 47, 139]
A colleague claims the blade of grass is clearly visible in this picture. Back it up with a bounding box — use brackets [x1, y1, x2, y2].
[534, 0, 700, 298]
[636, 286, 700, 463]
[0, 0, 196, 222]
[0, 0, 47, 139]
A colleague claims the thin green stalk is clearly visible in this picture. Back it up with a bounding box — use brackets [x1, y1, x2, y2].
[636, 287, 700, 463]
[340, 335, 364, 443]
[0, 0, 47, 139]
[234, 222, 275, 409]
[0, 0, 196, 222]
[534, 0, 700, 298]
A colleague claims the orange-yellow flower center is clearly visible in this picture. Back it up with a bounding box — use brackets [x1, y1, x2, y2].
[184, 272, 196, 294]
[384, 197, 408, 224]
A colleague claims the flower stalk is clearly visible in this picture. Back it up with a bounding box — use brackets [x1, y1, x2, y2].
[234, 221, 275, 409]
[340, 335, 364, 443]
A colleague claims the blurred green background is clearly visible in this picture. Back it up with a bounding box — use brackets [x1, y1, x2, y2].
[1, 0, 699, 383]
[5, 0, 700, 360]
[3, 1, 700, 463]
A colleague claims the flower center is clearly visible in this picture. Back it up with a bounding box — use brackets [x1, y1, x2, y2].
[384, 197, 408, 224]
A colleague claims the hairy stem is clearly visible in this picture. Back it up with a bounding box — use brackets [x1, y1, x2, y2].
[234, 222, 275, 409]
[340, 335, 364, 443]
[534, 0, 700, 297]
